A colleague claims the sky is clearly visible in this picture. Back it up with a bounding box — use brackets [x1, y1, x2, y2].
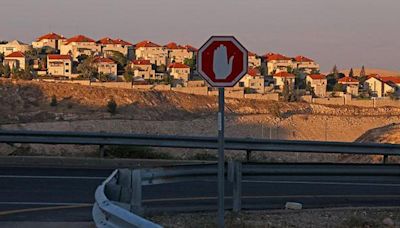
[1, 0, 399, 72]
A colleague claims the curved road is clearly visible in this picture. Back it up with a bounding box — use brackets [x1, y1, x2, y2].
[0, 167, 399, 221]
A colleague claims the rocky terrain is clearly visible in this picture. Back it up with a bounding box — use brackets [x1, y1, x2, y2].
[150, 208, 400, 228]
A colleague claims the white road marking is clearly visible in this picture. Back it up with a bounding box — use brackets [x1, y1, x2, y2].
[0, 175, 105, 180]
[0, 202, 91, 206]
[243, 180, 400, 187]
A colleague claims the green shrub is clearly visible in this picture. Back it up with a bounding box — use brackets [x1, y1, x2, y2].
[50, 95, 58, 106]
[107, 97, 117, 114]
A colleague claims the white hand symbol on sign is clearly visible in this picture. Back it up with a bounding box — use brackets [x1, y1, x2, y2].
[213, 44, 234, 80]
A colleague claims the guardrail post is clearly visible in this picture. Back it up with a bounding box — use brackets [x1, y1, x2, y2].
[232, 161, 242, 213]
[246, 150, 252, 162]
[131, 169, 143, 215]
[383, 155, 389, 164]
[99, 145, 105, 158]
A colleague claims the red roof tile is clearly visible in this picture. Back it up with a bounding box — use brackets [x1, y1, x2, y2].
[295, 55, 314, 62]
[164, 42, 185, 49]
[94, 57, 115, 63]
[48, 54, 71, 60]
[36, 32, 65, 41]
[65, 35, 95, 44]
[248, 51, 257, 57]
[308, 74, 326, 80]
[338, 76, 359, 83]
[135, 40, 161, 48]
[264, 53, 292, 61]
[5, 51, 25, 58]
[377, 76, 400, 84]
[132, 59, 152, 65]
[247, 67, 260, 76]
[184, 45, 198, 52]
[97, 37, 116, 45]
[168, 62, 190, 69]
[114, 38, 132, 46]
[273, 72, 295, 78]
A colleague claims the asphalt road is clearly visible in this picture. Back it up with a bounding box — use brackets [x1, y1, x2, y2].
[0, 167, 400, 221]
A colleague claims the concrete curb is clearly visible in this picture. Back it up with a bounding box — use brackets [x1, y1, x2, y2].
[0, 156, 213, 169]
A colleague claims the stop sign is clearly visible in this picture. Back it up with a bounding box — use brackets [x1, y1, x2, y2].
[197, 36, 248, 87]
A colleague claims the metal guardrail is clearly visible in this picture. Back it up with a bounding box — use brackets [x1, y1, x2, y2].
[94, 162, 400, 227]
[0, 130, 399, 162]
[93, 169, 162, 228]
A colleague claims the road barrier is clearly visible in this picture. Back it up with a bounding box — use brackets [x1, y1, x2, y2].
[94, 162, 400, 227]
[0, 130, 399, 162]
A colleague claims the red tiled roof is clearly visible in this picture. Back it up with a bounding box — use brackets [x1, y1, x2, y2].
[94, 57, 115, 63]
[65, 35, 95, 44]
[36, 32, 65, 41]
[308, 74, 326, 80]
[273, 72, 295, 78]
[132, 59, 151, 65]
[338, 76, 359, 83]
[164, 42, 185, 49]
[248, 51, 257, 57]
[48, 54, 71, 60]
[114, 38, 132, 46]
[264, 53, 292, 61]
[135, 40, 161, 48]
[184, 45, 198, 52]
[5, 51, 25, 58]
[378, 76, 400, 84]
[168, 62, 190, 69]
[247, 67, 260, 77]
[97, 37, 116, 45]
[97, 37, 132, 46]
[295, 55, 314, 62]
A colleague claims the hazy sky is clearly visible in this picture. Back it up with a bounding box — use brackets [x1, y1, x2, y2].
[1, 0, 399, 71]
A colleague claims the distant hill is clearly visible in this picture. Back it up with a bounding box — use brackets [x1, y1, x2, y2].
[324, 68, 400, 77]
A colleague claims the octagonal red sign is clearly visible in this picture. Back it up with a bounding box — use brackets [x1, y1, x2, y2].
[197, 36, 248, 87]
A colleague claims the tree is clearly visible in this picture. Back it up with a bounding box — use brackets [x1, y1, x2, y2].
[282, 81, 291, 101]
[123, 65, 134, 82]
[184, 58, 196, 71]
[77, 55, 97, 80]
[0, 64, 4, 76]
[107, 97, 117, 115]
[332, 65, 339, 79]
[3, 64, 11, 78]
[50, 95, 58, 106]
[349, 68, 354, 78]
[360, 65, 366, 78]
[306, 81, 316, 97]
[259, 65, 267, 76]
[333, 83, 344, 92]
[109, 51, 128, 74]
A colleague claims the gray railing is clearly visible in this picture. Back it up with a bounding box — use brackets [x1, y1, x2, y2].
[93, 169, 162, 228]
[94, 162, 400, 227]
[0, 130, 399, 162]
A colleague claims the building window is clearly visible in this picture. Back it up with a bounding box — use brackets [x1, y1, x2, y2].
[65, 62, 69, 66]
[66, 70, 69, 73]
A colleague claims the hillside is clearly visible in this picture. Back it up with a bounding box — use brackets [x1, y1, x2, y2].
[339, 123, 400, 163]
[2, 80, 400, 162]
[2, 80, 400, 125]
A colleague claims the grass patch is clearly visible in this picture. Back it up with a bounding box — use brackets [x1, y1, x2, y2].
[104, 146, 174, 159]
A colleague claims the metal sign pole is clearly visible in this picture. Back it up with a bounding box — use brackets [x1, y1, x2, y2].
[217, 87, 225, 228]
